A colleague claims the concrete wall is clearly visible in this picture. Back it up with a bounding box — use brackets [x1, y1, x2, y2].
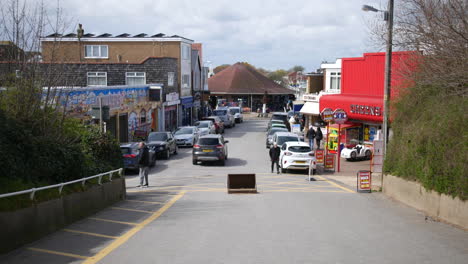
[383, 174, 468, 230]
[0, 178, 126, 254]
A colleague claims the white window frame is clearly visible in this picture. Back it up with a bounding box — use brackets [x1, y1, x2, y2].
[84, 45, 108, 59]
[168, 72, 175, 86]
[330, 72, 341, 90]
[182, 74, 190, 88]
[125, 72, 146, 85]
[182, 45, 190, 60]
[87, 72, 107, 86]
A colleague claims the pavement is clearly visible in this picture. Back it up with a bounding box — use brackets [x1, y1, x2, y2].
[1, 117, 467, 264]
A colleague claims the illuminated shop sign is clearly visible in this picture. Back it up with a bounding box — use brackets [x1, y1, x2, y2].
[350, 104, 381, 116]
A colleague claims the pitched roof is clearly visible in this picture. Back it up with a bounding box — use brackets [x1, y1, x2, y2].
[208, 63, 294, 95]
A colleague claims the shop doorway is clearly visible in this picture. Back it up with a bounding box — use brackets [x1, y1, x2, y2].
[119, 114, 128, 142]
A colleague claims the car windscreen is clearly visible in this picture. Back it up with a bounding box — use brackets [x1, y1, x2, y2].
[198, 138, 219, 145]
[272, 115, 287, 121]
[230, 108, 240, 114]
[196, 122, 209, 128]
[175, 128, 193, 135]
[288, 146, 311, 153]
[278, 136, 299, 145]
[268, 128, 288, 135]
[121, 148, 131, 154]
[148, 133, 167, 141]
[213, 110, 227, 116]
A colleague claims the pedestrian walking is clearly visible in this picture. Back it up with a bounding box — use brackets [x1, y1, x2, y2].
[307, 125, 316, 150]
[315, 126, 323, 149]
[269, 142, 281, 174]
[137, 142, 150, 187]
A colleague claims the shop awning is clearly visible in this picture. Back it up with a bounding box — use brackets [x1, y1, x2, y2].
[320, 94, 383, 122]
[300, 102, 320, 115]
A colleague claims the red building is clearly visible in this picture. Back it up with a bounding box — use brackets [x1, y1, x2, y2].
[320, 51, 416, 147]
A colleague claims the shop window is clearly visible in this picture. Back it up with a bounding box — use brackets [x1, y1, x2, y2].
[330, 72, 341, 90]
[87, 72, 107, 86]
[126, 72, 146, 85]
[84, 45, 108, 58]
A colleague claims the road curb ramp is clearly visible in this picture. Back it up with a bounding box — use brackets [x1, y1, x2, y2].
[227, 174, 257, 194]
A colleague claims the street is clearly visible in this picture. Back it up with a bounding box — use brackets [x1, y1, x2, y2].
[1, 118, 467, 264]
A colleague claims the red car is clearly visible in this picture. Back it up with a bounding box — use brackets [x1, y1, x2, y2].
[202, 116, 225, 134]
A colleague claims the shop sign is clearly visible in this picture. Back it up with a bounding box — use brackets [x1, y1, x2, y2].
[166, 92, 179, 102]
[315, 149, 324, 164]
[320, 108, 334, 122]
[303, 94, 319, 102]
[350, 104, 381, 116]
[333, 108, 348, 124]
[357, 170, 372, 193]
[325, 154, 335, 170]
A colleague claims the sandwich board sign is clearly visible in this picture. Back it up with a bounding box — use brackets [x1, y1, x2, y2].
[357, 170, 372, 193]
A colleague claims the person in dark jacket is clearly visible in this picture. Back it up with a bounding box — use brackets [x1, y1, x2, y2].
[307, 125, 316, 150]
[315, 127, 323, 150]
[138, 142, 150, 187]
[269, 142, 281, 174]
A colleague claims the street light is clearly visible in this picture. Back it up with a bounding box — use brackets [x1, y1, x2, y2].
[362, 1, 394, 157]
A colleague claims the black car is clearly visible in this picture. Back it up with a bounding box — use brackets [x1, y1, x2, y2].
[270, 112, 290, 130]
[147, 132, 178, 159]
[192, 134, 229, 166]
[120, 142, 156, 171]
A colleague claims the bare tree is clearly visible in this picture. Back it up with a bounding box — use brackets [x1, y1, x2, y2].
[368, 0, 468, 95]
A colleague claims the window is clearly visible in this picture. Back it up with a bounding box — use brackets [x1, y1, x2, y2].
[84, 45, 108, 58]
[182, 45, 190, 60]
[126, 72, 146, 85]
[182, 74, 190, 88]
[87, 72, 107, 86]
[330, 72, 341, 90]
[168, 72, 175, 86]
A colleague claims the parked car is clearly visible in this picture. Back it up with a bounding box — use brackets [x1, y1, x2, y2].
[341, 143, 373, 161]
[267, 119, 286, 131]
[228, 106, 244, 123]
[270, 112, 290, 130]
[120, 142, 156, 171]
[272, 131, 301, 147]
[147, 131, 178, 159]
[279, 141, 316, 174]
[271, 123, 288, 130]
[266, 127, 289, 148]
[213, 107, 235, 128]
[174, 126, 200, 147]
[202, 116, 225, 134]
[195, 120, 216, 135]
[192, 134, 229, 165]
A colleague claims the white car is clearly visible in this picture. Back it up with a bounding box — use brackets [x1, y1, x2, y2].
[228, 107, 243, 123]
[272, 131, 301, 147]
[174, 126, 200, 147]
[341, 144, 373, 161]
[194, 120, 216, 135]
[279, 142, 316, 174]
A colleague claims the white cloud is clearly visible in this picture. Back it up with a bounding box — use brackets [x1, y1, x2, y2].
[55, 0, 380, 71]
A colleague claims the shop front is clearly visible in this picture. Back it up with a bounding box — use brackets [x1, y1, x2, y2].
[181, 96, 193, 126]
[162, 92, 180, 132]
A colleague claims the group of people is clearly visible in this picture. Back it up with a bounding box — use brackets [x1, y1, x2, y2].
[306, 126, 323, 150]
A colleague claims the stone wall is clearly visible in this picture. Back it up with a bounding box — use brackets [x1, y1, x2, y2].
[383, 174, 468, 230]
[0, 178, 126, 254]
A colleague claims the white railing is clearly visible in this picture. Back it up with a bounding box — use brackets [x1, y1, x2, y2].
[0, 168, 123, 200]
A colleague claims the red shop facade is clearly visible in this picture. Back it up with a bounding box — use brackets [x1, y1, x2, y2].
[320, 51, 416, 148]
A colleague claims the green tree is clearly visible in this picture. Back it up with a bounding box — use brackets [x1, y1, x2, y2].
[289, 65, 305, 73]
[213, 64, 231, 74]
[267, 69, 288, 87]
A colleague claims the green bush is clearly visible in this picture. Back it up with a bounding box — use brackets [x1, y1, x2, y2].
[385, 84, 468, 200]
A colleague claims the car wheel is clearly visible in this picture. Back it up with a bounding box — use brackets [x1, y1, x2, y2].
[220, 159, 225, 166]
[281, 166, 287, 174]
[350, 151, 357, 160]
[312, 169, 316, 175]
[165, 150, 170, 160]
[365, 150, 371, 160]
[192, 159, 197, 165]
[150, 156, 156, 167]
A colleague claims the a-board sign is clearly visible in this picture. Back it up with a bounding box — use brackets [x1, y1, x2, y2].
[320, 108, 334, 123]
[324, 154, 335, 170]
[357, 170, 372, 192]
[291, 124, 301, 133]
[315, 149, 324, 164]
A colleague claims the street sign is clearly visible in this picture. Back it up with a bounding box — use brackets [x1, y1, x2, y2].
[357, 170, 372, 193]
[315, 149, 324, 164]
[320, 108, 334, 123]
[333, 108, 348, 124]
[324, 154, 335, 171]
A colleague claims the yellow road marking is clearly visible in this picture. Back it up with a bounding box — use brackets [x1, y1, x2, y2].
[88, 217, 138, 226]
[83, 190, 186, 264]
[314, 175, 355, 193]
[110, 207, 153, 214]
[63, 229, 119, 239]
[263, 189, 347, 193]
[125, 199, 163, 204]
[27, 247, 89, 259]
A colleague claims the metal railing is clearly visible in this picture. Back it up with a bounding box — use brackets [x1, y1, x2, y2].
[0, 168, 123, 200]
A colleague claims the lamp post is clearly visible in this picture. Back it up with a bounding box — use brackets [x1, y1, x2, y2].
[362, 0, 394, 156]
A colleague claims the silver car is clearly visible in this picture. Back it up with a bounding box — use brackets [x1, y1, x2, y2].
[174, 126, 200, 147]
[195, 120, 216, 135]
[213, 108, 235, 128]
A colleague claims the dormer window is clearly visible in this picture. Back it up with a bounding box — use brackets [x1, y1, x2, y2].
[84, 45, 108, 58]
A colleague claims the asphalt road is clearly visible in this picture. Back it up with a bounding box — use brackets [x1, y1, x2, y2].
[1, 119, 467, 264]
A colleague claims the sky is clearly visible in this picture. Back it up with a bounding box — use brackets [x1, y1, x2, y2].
[54, 0, 386, 72]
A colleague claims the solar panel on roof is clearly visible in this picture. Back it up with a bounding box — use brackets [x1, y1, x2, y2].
[97, 33, 112, 37]
[151, 33, 165, 37]
[83, 33, 94, 37]
[64, 33, 77, 37]
[133, 33, 147, 37]
[115, 33, 130, 37]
